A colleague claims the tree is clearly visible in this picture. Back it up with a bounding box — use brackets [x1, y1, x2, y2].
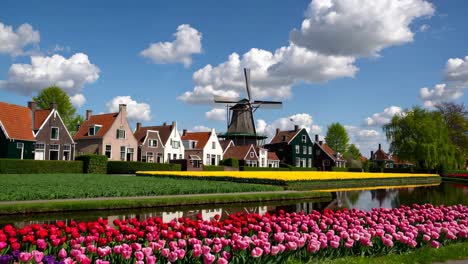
[33, 86, 79, 133]
[435, 102, 468, 158]
[325, 122, 349, 154]
[346, 144, 361, 160]
[383, 107, 463, 170]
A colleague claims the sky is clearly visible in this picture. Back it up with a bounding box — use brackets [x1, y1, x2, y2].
[1, 0, 467, 157]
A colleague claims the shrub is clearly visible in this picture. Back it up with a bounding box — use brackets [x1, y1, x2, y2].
[107, 161, 181, 174]
[240, 167, 289, 171]
[0, 159, 83, 174]
[289, 167, 317, 171]
[76, 155, 108, 174]
[203, 165, 225, 171]
[347, 168, 363, 172]
[331, 167, 349, 172]
[220, 158, 239, 168]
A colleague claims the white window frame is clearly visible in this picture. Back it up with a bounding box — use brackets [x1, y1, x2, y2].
[295, 157, 300, 167]
[295, 145, 299, 154]
[303, 146, 307, 154]
[49, 144, 60, 160]
[50, 127, 59, 140]
[308, 146, 312, 155]
[149, 139, 158, 147]
[88, 125, 102, 136]
[127, 148, 134, 161]
[35, 143, 45, 150]
[250, 152, 255, 158]
[17, 142, 24, 149]
[302, 135, 306, 143]
[212, 141, 216, 149]
[116, 129, 126, 139]
[105, 145, 112, 159]
[206, 154, 210, 165]
[63, 144, 71, 161]
[146, 152, 154, 163]
[308, 158, 312, 168]
[120, 146, 126, 161]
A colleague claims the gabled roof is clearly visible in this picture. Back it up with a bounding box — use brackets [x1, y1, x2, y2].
[373, 149, 391, 161]
[134, 124, 174, 145]
[181, 131, 211, 149]
[0, 102, 35, 141]
[74, 112, 119, 140]
[219, 140, 234, 152]
[224, 145, 257, 160]
[315, 142, 344, 162]
[34, 109, 51, 130]
[269, 128, 303, 145]
[392, 155, 412, 165]
[267, 152, 280, 161]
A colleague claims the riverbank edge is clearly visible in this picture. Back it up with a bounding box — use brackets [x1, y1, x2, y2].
[0, 191, 330, 215]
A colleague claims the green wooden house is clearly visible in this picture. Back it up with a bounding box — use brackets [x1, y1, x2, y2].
[264, 125, 314, 168]
[0, 102, 35, 159]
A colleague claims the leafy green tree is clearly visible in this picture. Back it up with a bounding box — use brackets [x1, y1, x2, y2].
[435, 102, 468, 159]
[33, 86, 79, 133]
[346, 144, 361, 160]
[325, 122, 349, 154]
[383, 107, 463, 170]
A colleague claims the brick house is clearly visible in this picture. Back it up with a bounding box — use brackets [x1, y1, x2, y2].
[28, 102, 75, 160]
[0, 102, 35, 159]
[313, 135, 346, 171]
[134, 122, 165, 163]
[224, 144, 258, 167]
[370, 144, 394, 168]
[181, 128, 223, 166]
[74, 104, 138, 161]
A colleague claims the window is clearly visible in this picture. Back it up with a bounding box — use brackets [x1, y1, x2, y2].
[217, 155, 220, 165]
[206, 154, 210, 165]
[147, 152, 154, 163]
[323, 159, 330, 166]
[35, 143, 45, 150]
[105, 145, 112, 159]
[303, 146, 307, 154]
[295, 157, 300, 167]
[282, 136, 286, 141]
[308, 146, 312, 155]
[120, 146, 126, 161]
[149, 139, 158, 147]
[302, 158, 306, 168]
[17, 142, 24, 149]
[116, 129, 126, 139]
[63, 144, 71, 151]
[250, 152, 255, 158]
[127, 148, 134, 161]
[49, 144, 59, 160]
[88, 125, 101, 136]
[295, 145, 299, 154]
[179, 154, 183, 159]
[316, 150, 320, 156]
[50, 144, 59, 150]
[173, 153, 177, 160]
[171, 139, 180, 149]
[308, 158, 312, 168]
[63, 144, 71, 161]
[302, 135, 306, 143]
[212, 142, 216, 149]
[261, 158, 265, 167]
[191, 141, 196, 149]
[167, 153, 171, 162]
[51, 127, 59, 140]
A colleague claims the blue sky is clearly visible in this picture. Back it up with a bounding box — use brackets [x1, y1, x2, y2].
[0, 0, 467, 156]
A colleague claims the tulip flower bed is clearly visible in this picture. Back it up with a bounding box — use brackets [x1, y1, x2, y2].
[0, 204, 466, 264]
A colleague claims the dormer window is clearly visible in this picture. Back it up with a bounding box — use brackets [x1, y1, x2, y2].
[302, 135, 307, 143]
[88, 125, 102, 136]
[282, 136, 286, 141]
[191, 141, 196, 149]
[116, 129, 126, 139]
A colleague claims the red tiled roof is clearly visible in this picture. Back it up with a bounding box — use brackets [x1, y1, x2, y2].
[224, 145, 256, 160]
[33, 109, 51, 130]
[374, 149, 390, 160]
[74, 113, 118, 140]
[0, 102, 35, 141]
[270, 129, 301, 144]
[181, 132, 211, 149]
[267, 152, 280, 160]
[360, 155, 368, 162]
[134, 124, 173, 144]
[219, 140, 234, 152]
[392, 155, 412, 165]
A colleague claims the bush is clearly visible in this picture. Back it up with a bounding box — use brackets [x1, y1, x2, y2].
[76, 155, 108, 174]
[107, 161, 181, 174]
[240, 167, 289, 171]
[0, 159, 83, 174]
[348, 168, 363, 172]
[220, 158, 239, 168]
[331, 167, 349, 172]
[203, 165, 225, 171]
[289, 167, 317, 171]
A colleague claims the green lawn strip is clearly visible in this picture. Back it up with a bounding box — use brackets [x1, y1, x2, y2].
[0, 191, 331, 215]
[0, 174, 282, 201]
[286, 177, 442, 191]
[288, 242, 468, 264]
[441, 176, 468, 184]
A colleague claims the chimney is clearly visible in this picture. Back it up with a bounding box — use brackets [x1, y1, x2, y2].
[50, 102, 57, 110]
[118, 104, 127, 115]
[163, 122, 167, 126]
[172, 121, 176, 128]
[275, 128, 280, 135]
[182, 129, 187, 136]
[76, 121, 81, 132]
[86, 110, 92, 121]
[136, 122, 142, 131]
[371, 151, 374, 160]
[319, 140, 323, 145]
[27, 101, 36, 112]
[378, 143, 381, 150]
[294, 125, 299, 132]
[315, 134, 319, 142]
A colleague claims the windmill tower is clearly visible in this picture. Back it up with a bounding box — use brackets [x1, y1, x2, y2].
[215, 68, 282, 146]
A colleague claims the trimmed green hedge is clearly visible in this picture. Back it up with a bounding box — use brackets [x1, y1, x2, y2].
[220, 158, 239, 168]
[75, 155, 108, 174]
[107, 161, 181, 174]
[331, 167, 349, 172]
[0, 159, 83, 174]
[289, 167, 318, 171]
[240, 166, 289, 171]
[203, 165, 225, 171]
[348, 168, 363, 172]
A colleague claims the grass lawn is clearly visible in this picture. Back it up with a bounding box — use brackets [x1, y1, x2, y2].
[0, 174, 283, 201]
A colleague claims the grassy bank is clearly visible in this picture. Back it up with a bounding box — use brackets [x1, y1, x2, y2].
[0, 174, 282, 201]
[288, 242, 468, 264]
[0, 191, 330, 215]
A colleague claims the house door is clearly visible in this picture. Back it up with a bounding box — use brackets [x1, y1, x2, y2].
[126, 148, 134, 161]
[35, 150, 45, 160]
[211, 155, 216, 165]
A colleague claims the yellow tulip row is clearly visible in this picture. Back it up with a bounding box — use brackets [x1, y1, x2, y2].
[136, 170, 439, 182]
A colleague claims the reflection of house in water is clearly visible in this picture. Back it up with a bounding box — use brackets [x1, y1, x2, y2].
[201, 209, 223, 221]
[162, 212, 184, 222]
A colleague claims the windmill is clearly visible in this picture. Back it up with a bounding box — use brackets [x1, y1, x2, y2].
[214, 68, 282, 146]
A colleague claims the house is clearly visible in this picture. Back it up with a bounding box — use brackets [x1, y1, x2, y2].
[181, 128, 223, 166]
[219, 140, 235, 156]
[267, 152, 280, 168]
[256, 147, 268, 167]
[74, 104, 138, 161]
[28, 102, 75, 160]
[369, 144, 394, 168]
[0, 102, 35, 159]
[224, 144, 258, 167]
[133, 121, 184, 163]
[313, 135, 346, 171]
[264, 125, 314, 168]
[391, 155, 414, 168]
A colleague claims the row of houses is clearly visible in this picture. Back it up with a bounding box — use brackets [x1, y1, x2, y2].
[0, 101, 375, 170]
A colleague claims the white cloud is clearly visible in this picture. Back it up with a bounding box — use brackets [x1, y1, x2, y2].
[444, 56, 468, 89]
[364, 106, 404, 126]
[419, 24, 430, 32]
[257, 113, 323, 141]
[0, 53, 100, 96]
[140, 24, 202, 67]
[178, 45, 356, 104]
[345, 125, 385, 157]
[420, 83, 463, 107]
[191, 125, 211, 132]
[0, 21, 40, 56]
[205, 108, 226, 121]
[290, 0, 434, 57]
[106, 96, 151, 122]
[70, 93, 86, 108]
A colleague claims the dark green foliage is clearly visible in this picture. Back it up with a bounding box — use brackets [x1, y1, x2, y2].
[203, 165, 225, 171]
[289, 167, 318, 171]
[347, 168, 363, 172]
[107, 161, 181, 174]
[331, 167, 349, 172]
[346, 144, 361, 160]
[325, 123, 349, 154]
[0, 159, 82, 174]
[220, 158, 239, 168]
[76, 155, 108, 174]
[240, 167, 289, 171]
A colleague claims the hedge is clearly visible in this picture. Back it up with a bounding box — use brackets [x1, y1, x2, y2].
[240, 166, 289, 171]
[348, 168, 363, 172]
[203, 165, 225, 171]
[0, 159, 83, 174]
[289, 167, 318, 171]
[107, 161, 181, 174]
[220, 158, 239, 168]
[331, 167, 348, 172]
[75, 155, 108, 174]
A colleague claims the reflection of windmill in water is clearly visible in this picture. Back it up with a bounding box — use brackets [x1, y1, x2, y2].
[215, 68, 282, 146]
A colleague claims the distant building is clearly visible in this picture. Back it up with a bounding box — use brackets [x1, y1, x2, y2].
[182, 128, 223, 166]
[0, 102, 35, 159]
[312, 135, 346, 171]
[74, 104, 138, 161]
[267, 152, 280, 168]
[369, 144, 394, 168]
[224, 144, 258, 167]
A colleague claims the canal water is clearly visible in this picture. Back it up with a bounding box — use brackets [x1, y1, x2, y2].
[1, 181, 466, 227]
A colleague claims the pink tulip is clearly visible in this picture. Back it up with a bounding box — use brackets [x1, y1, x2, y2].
[431, 240, 440, 248]
[36, 239, 47, 250]
[147, 255, 157, 264]
[59, 248, 68, 259]
[31, 250, 44, 263]
[19, 252, 32, 263]
[203, 253, 215, 264]
[96, 260, 110, 264]
[135, 251, 144, 261]
[251, 247, 263, 258]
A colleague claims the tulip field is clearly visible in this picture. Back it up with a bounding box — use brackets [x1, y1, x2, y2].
[0, 204, 466, 263]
